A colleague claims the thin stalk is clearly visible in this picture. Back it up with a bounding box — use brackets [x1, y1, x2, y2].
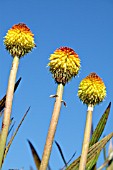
[79, 104, 93, 170]
[97, 160, 109, 170]
[103, 145, 107, 161]
[107, 162, 113, 170]
[39, 83, 64, 170]
[0, 56, 19, 168]
[107, 140, 113, 170]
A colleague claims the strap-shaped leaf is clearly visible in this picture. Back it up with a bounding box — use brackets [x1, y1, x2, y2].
[89, 102, 111, 147]
[0, 77, 22, 112]
[2, 107, 30, 164]
[66, 103, 111, 170]
[55, 140, 67, 167]
[86, 153, 99, 170]
[55, 140, 76, 169]
[28, 140, 51, 170]
[66, 133, 113, 170]
[28, 140, 41, 170]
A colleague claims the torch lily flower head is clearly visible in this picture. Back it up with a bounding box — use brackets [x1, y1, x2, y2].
[78, 72, 106, 106]
[48, 47, 80, 85]
[4, 23, 36, 58]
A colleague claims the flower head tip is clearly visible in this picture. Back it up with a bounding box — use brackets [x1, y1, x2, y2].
[4, 23, 36, 58]
[78, 73, 106, 105]
[48, 47, 80, 85]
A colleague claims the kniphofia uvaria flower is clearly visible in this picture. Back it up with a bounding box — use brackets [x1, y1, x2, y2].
[0, 23, 35, 168]
[48, 46, 80, 85]
[78, 73, 106, 170]
[4, 23, 35, 57]
[39, 47, 80, 170]
[78, 72, 106, 105]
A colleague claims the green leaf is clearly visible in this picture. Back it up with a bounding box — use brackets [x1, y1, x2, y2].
[55, 140, 67, 167]
[0, 77, 22, 113]
[66, 103, 111, 170]
[28, 140, 41, 170]
[28, 140, 51, 170]
[55, 140, 76, 169]
[89, 102, 111, 147]
[2, 107, 30, 164]
[66, 133, 113, 170]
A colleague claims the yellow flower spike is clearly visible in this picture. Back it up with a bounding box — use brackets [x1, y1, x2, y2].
[78, 73, 106, 170]
[78, 72, 106, 105]
[0, 23, 35, 168]
[48, 47, 80, 85]
[40, 48, 80, 170]
[4, 23, 36, 58]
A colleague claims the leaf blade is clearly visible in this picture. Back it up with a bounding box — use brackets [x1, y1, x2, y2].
[0, 77, 22, 112]
[89, 102, 111, 147]
[55, 140, 67, 167]
[28, 140, 41, 170]
[2, 107, 30, 163]
[66, 133, 113, 170]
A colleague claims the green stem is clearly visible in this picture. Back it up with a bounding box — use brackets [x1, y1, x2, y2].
[39, 83, 64, 170]
[79, 105, 93, 170]
[0, 56, 19, 168]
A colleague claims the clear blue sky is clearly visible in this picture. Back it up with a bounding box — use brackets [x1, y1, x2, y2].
[0, 0, 113, 170]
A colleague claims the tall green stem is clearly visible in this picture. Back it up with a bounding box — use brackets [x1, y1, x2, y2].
[39, 83, 64, 170]
[0, 56, 19, 168]
[79, 105, 93, 170]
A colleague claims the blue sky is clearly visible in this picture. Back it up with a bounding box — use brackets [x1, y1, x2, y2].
[0, 0, 113, 169]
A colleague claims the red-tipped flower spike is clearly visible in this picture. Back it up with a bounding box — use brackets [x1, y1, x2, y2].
[4, 23, 36, 58]
[0, 23, 35, 168]
[48, 47, 80, 85]
[78, 73, 106, 170]
[78, 73, 106, 105]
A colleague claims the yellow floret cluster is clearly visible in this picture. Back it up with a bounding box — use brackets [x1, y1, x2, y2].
[4, 23, 35, 58]
[48, 47, 80, 85]
[78, 73, 106, 105]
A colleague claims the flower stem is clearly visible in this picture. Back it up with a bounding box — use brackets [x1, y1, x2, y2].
[39, 83, 64, 170]
[79, 105, 93, 170]
[0, 56, 19, 168]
